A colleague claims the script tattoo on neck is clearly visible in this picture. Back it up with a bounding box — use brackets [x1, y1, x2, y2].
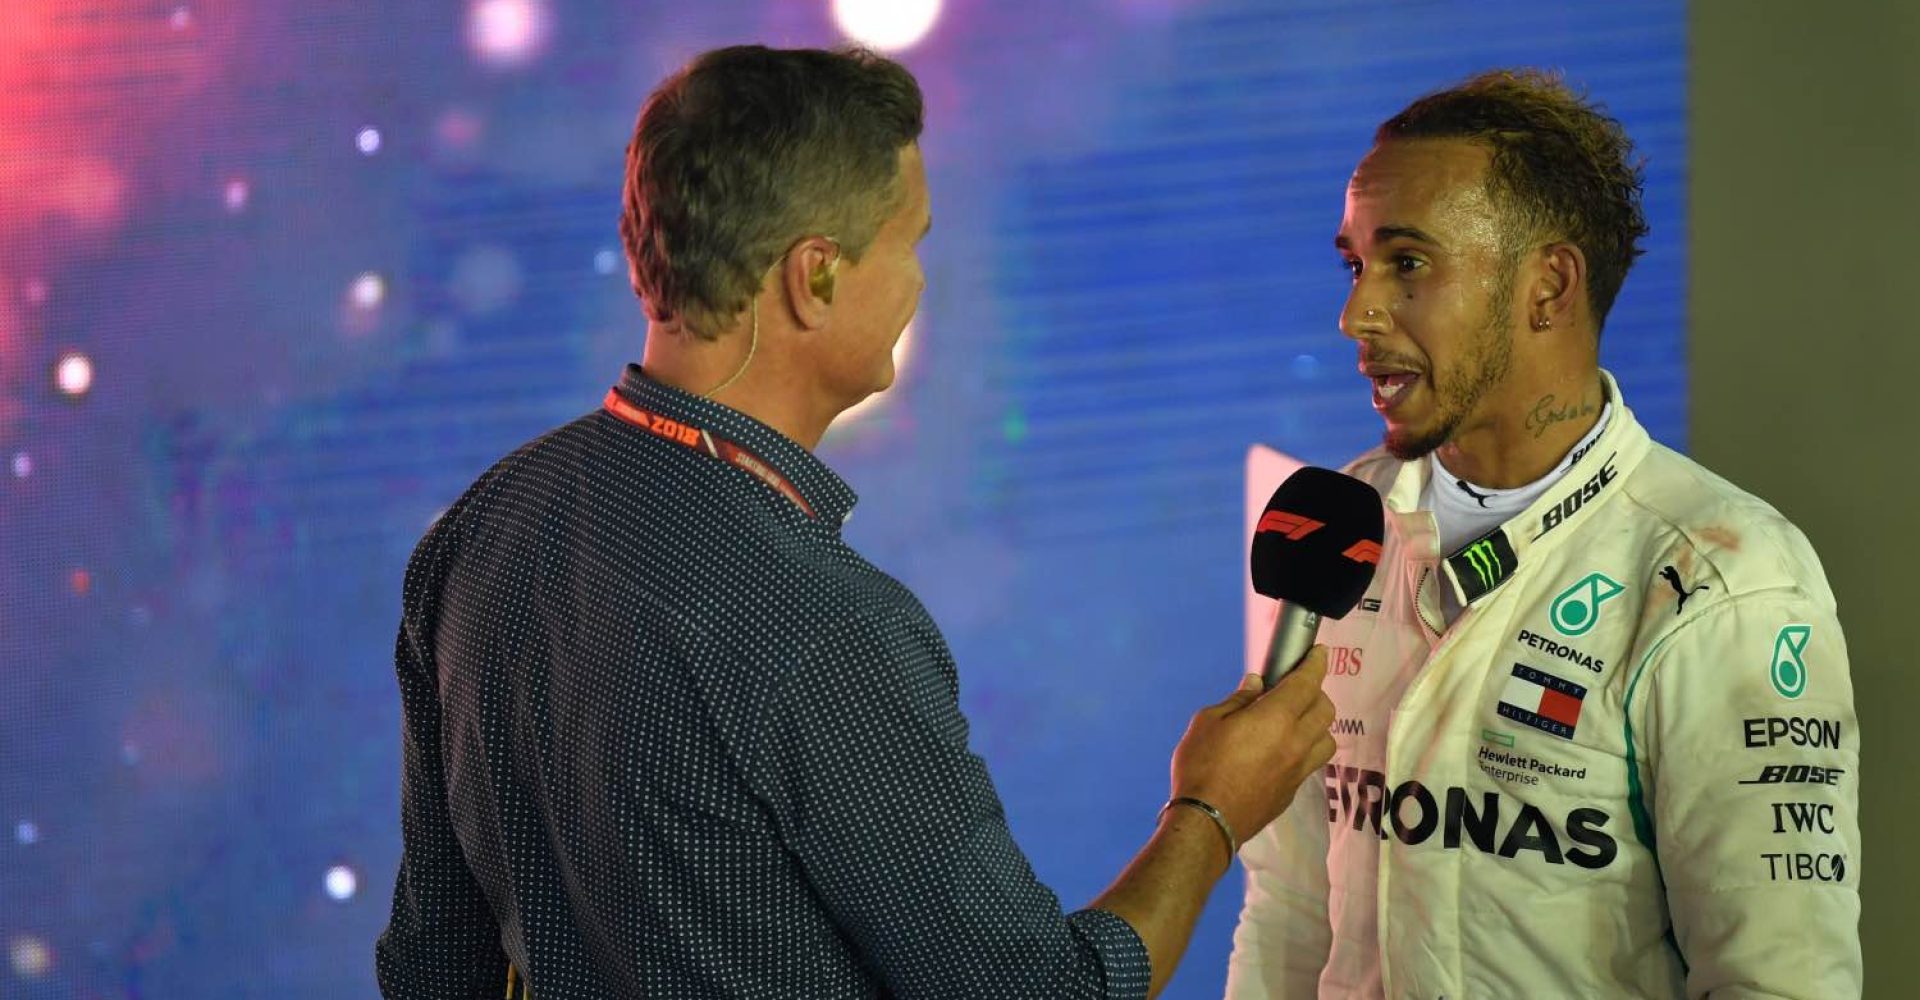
[1525, 394, 1599, 440]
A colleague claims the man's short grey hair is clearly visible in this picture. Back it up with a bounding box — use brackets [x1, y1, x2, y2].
[620, 45, 925, 339]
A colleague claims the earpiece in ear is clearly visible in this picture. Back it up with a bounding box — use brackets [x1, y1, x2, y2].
[809, 258, 838, 304]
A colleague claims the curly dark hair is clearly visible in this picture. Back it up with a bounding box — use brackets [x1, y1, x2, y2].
[620, 45, 924, 339]
[1376, 69, 1648, 332]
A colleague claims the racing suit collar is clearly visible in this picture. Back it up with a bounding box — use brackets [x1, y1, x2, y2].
[1434, 371, 1653, 606]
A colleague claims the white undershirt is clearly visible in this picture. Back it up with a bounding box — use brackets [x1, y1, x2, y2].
[1420, 403, 1614, 557]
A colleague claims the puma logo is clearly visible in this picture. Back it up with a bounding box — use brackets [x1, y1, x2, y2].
[1660, 565, 1708, 613]
[1454, 479, 1492, 508]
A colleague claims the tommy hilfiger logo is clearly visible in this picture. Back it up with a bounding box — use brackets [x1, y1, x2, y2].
[1497, 664, 1587, 740]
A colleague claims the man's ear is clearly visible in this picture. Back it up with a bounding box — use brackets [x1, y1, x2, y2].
[1529, 241, 1587, 333]
[783, 237, 841, 328]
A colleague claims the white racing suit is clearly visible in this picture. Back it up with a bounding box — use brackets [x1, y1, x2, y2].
[1227, 376, 1862, 998]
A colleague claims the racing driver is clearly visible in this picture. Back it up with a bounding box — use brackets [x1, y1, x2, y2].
[1226, 69, 1862, 999]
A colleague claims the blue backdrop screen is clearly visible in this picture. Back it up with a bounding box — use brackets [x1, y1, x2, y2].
[0, 1, 1682, 995]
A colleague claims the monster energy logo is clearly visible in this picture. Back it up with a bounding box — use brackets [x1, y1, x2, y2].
[1448, 530, 1517, 601]
[1462, 540, 1502, 590]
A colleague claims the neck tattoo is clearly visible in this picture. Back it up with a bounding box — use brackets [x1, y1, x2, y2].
[1524, 393, 1599, 440]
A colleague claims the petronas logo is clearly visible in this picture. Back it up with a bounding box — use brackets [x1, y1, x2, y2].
[1463, 539, 1502, 591]
[1772, 625, 1812, 699]
[1550, 573, 1625, 637]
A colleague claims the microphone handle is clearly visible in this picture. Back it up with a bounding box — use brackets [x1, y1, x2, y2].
[1261, 603, 1321, 689]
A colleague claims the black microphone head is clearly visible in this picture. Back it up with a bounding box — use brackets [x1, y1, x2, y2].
[1250, 466, 1385, 618]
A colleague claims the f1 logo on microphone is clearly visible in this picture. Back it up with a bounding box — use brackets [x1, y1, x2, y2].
[1343, 540, 1382, 565]
[1257, 511, 1324, 540]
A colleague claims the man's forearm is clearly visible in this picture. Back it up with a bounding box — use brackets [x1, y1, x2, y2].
[1091, 807, 1232, 998]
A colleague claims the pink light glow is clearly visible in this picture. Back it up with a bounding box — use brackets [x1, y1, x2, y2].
[222, 177, 250, 213]
[56, 351, 93, 397]
[468, 0, 551, 69]
[832, 0, 942, 52]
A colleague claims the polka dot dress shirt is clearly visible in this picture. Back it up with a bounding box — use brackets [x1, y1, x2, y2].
[374, 365, 1150, 999]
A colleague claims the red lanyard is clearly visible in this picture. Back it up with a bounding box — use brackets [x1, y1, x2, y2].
[602, 389, 817, 520]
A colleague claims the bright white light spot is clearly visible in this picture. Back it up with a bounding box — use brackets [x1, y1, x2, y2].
[11, 452, 30, 479]
[593, 249, 619, 276]
[223, 178, 250, 213]
[170, 6, 192, 30]
[840, 320, 916, 424]
[832, 0, 942, 52]
[15, 821, 39, 846]
[350, 272, 387, 310]
[356, 127, 383, 155]
[469, 0, 551, 68]
[325, 865, 358, 901]
[56, 352, 93, 397]
[8, 936, 52, 978]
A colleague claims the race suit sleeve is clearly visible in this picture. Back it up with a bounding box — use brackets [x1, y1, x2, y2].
[1630, 590, 1862, 999]
[1224, 775, 1332, 999]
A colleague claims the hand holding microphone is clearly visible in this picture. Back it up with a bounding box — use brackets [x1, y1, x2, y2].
[1169, 648, 1337, 860]
[1098, 468, 1385, 993]
[1161, 468, 1384, 857]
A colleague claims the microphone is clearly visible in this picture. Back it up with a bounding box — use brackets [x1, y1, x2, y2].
[1250, 467, 1385, 688]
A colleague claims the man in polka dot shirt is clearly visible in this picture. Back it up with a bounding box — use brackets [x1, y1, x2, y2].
[375, 45, 1336, 1000]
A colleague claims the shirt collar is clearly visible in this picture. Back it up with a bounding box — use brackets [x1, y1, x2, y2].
[1376, 371, 1652, 606]
[613, 364, 859, 527]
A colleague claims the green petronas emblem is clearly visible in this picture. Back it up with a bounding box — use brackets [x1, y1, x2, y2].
[1772, 624, 1811, 699]
[1550, 572, 1625, 637]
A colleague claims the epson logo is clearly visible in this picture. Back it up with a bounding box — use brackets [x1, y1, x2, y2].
[1323, 766, 1617, 869]
[1743, 717, 1843, 749]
